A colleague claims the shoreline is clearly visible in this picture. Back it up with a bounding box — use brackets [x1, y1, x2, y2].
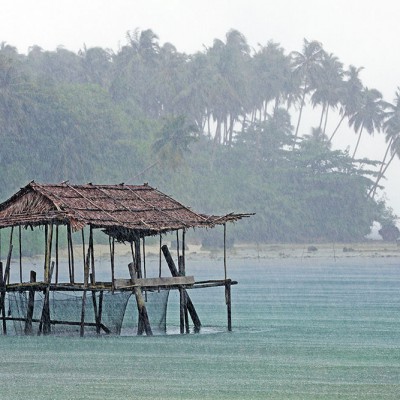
[18, 240, 400, 263]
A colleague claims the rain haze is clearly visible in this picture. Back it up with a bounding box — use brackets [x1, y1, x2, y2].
[1, 0, 400, 215]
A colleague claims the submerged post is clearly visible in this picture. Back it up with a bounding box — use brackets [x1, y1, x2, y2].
[162, 245, 201, 332]
[24, 270, 36, 335]
[128, 262, 152, 336]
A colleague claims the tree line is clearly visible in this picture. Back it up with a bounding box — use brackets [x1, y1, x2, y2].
[0, 29, 398, 243]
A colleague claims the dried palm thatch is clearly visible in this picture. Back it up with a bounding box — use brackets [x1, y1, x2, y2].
[0, 181, 251, 239]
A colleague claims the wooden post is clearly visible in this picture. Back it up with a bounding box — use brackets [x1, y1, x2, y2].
[89, 226, 95, 284]
[223, 223, 227, 281]
[225, 280, 232, 332]
[0, 262, 6, 334]
[55, 225, 59, 285]
[67, 224, 74, 283]
[19, 226, 22, 283]
[109, 237, 115, 292]
[82, 229, 89, 287]
[142, 238, 146, 280]
[80, 289, 87, 337]
[134, 238, 142, 279]
[7, 227, 13, 284]
[24, 270, 36, 335]
[90, 273, 100, 335]
[179, 255, 189, 333]
[44, 224, 53, 284]
[39, 261, 55, 335]
[128, 262, 152, 336]
[161, 245, 201, 332]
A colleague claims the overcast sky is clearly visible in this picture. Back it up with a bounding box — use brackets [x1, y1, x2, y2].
[1, 0, 400, 214]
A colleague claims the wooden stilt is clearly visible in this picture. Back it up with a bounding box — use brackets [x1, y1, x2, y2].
[82, 229, 89, 287]
[7, 227, 14, 284]
[44, 224, 53, 283]
[67, 224, 74, 283]
[128, 262, 152, 336]
[134, 238, 142, 278]
[161, 245, 201, 332]
[109, 237, 115, 292]
[24, 270, 36, 335]
[225, 280, 232, 332]
[89, 226, 95, 284]
[80, 289, 87, 337]
[39, 261, 55, 335]
[179, 255, 189, 333]
[0, 262, 6, 334]
[143, 237, 147, 302]
[55, 225, 59, 285]
[19, 226, 22, 283]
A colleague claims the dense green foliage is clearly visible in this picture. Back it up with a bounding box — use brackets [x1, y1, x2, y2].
[0, 30, 398, 243]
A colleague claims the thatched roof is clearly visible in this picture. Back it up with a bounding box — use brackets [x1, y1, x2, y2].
[0, 182, 250, 237]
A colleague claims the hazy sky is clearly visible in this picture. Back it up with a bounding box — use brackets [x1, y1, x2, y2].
[1, 0, 400, 214]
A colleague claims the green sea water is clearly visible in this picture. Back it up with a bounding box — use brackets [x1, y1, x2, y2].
[1, 256, 399, 399]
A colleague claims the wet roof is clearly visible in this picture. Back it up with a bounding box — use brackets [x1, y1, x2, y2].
[0, 181, 250, 236]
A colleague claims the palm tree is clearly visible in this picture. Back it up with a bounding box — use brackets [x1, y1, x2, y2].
[328, 65, 364, 143]
[368, 89, 400, 197]
[152, 116, 198, 169]
[311, 52, 344, 136]
[348, 87, 385, 159]
[290, 39, 324, 142]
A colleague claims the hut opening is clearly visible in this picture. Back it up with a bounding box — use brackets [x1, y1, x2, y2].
[0, 181, 251, 336]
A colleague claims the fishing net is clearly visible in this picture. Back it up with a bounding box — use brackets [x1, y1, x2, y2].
[6, 288, 170, 336]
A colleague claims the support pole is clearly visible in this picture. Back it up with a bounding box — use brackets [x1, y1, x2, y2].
[19, 226, 22, 283]
[0, 262, 6, 334]
[128, 262, 152, 336]
[225, 280, 232, 332]
[39, 261, 55, 335]
[55, 225, 59, 285]
[24, 270, 36, 335]
[80, 290, 87, 337]
[109, 237, 115, 292]
[67, 224, 74, 283]
[44, 224, 53, 284]
[223, 223, 231, 331]
[161, 245, 201, 332]
[7, 227, 14, 284]
[89, 226, 95, 284]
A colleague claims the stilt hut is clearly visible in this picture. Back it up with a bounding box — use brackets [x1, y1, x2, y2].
[0, 181, 250, 336]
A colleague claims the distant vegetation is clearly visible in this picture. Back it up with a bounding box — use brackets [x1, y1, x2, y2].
[0, 29, 398, 243]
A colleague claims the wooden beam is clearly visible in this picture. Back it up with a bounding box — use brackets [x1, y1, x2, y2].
[114, 276, 195, 289]
[161, 245, 201, 332]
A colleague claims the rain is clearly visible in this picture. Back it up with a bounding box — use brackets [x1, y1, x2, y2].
[0, 1, 400, 399]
